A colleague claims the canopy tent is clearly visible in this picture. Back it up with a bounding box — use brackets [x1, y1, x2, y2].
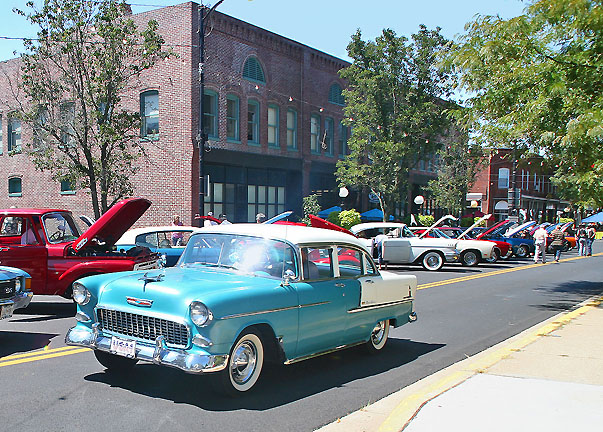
[360, 208, 394, 221]
[582, 211, 603, 223]
[317, 206, 341, 219]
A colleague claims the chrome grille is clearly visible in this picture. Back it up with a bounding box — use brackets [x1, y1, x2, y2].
[134, 260, 160, 271]
[0, 280, 16, 300]
[97, 308, 189, 347]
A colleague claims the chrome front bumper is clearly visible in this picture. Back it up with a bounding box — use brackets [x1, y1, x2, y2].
[0, 291, 33, 309]
[65, 324, 228, 374]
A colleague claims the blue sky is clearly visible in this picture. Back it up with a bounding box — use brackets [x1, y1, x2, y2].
[0, 0, 527, 62]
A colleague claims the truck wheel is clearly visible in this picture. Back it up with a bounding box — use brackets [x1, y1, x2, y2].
[365, 320, 390, 353]
[211, 330, 264, 396]
[422, 251, 444, 271]
[461, 250, 480, 266]
[94, 350, 138, 372]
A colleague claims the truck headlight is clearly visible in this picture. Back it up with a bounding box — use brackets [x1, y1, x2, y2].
[72, 282, 91, 305]
[15, 278, 21, 291]
[190, 301, 213, 327]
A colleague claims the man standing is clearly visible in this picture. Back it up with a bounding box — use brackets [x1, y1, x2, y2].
[533, 225, 549, 264]
[576, 224, 588, 256]
[586, 223, 596, 256]
[549, 225, 565, 262]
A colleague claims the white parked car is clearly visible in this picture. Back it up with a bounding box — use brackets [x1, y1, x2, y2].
[350, 222, 460, 271]
[409, 227, 497, 266]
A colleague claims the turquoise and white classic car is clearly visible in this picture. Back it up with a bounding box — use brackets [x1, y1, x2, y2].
[0, 265, 33, 320]
[66, 224, 417, 395]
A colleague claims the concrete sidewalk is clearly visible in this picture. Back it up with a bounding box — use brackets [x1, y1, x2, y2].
[317, 294, 603, 432]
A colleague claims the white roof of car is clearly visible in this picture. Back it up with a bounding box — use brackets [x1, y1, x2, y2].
[197, 223, 365, 248]
[116, 225, 200, 245]
[350, 222, 407, 234]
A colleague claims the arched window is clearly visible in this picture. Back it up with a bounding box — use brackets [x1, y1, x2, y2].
[328, 83, 344, 106]
[243, 57, 265, 84]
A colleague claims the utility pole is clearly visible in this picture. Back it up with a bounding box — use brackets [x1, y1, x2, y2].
[197, 1, 225, 226]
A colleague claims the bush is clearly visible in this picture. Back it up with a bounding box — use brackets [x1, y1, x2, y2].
[418, 214, 434, 227]
[327, 211, 341, 226]
[460, 217, 474, 227]
[302, 194, 320, 225]
[559, 217, 574, 224]
[339, 209, 362, 230]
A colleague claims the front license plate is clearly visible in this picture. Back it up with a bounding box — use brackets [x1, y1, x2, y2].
[110, 336, 136, 358]
[0, 304, 14, 320]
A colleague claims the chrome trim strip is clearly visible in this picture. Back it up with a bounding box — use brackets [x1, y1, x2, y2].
[348, 298, 412, 314]
[220, 301, 330, 320]
[284, 341, 365, 364]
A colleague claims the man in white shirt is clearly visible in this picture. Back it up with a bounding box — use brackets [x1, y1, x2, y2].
[533, 225, 549, 264]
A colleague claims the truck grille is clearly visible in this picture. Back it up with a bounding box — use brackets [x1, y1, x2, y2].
[0, 280, 16, 300]
[134, 260, 160, 271]
[97, 308, 189, 347]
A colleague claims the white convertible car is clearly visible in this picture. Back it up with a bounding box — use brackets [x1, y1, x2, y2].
[350, 222, 460, 271]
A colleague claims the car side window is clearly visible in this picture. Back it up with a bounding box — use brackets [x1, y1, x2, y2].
[301, 247, 334, 280]
[1, 216, 24, 237]
[135, 233, 159, 248]
[337, 247, 362, 277]
[362, 252, 378, 275]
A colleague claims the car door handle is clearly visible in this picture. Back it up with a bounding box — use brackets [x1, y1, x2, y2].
[335, 283, 346, 288]
[364, 279, 374, 284]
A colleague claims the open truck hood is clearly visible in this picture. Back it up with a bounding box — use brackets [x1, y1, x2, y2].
[72, 198, 151, 253]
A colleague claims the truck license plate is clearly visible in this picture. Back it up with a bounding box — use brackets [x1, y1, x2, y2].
[110, 336, 136, 358]
[0, 304, 14, 320]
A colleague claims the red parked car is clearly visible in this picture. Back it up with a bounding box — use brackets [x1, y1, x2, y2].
[437, 227, 512, 262]
[0, 198, 161, 298]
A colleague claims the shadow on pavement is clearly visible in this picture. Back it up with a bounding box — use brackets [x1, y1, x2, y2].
[532, 280, 603, 312]
[84, 338, 444, 410]
[0, 331, 60, 357]
[11, 301, 76, 322]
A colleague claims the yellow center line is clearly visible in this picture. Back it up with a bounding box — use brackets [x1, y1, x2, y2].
[0, 347, 90, 368]
[417, 252, 602, 290]
[0, 345, 82, 361]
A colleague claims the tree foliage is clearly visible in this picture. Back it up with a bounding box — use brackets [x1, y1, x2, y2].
[15, 0, 170, 218]
[302, 194, 321, 226]
[427, 137, 485, 216]
[448, 0, 603, 208]
[336, 26, 454, 221]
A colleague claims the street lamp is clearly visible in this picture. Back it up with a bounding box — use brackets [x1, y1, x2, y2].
[339, 187, 349, 210]
[470, 199, 478, 221]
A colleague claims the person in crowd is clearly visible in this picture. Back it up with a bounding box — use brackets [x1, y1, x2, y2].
[576, 224, 588, 256]
[219, 213, 232, 225]
[171, 215, 183, 246]
[549, 225, 565, 262]
[586, 223, 596, 256]
[533, 225, 549, 264]
[372, 231, 389, 270]
[256, 213, 266, 223]
[204, 211, 218, 227]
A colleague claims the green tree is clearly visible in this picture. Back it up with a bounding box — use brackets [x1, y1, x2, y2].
[302, 194, 320, 226]
[427, 137, 485, 216]
[448, 0, 603, 208]
[336, 26, 454, 221]
[338, 209, 362, 230]
[15, 0, 170, 218]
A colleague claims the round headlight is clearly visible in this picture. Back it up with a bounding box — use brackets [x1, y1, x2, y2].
[72, 282, 91, 305]
[15, 278, 21, 291]
[190, 301, 212, 326]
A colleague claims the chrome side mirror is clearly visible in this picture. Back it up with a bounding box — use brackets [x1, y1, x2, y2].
[282, 269, 296, 286]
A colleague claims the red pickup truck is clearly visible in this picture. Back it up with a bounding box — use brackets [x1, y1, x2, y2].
[0, 198, 160, 298]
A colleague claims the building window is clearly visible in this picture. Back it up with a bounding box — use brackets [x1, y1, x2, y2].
[8, 177, 22, 197]
[328, 83, 345, 106]
[207, 182, 236, 221]
[226, 94, 240, 142]
[338, 121, 349, 157]
[8, 117, 22, 153]
[268, 104, 279, 148]
[203, 90, 219, 139]
[310, 114, 321, 154]
[242, 57, 265, 84]
[140, 90, 159, 139]
[324, 117, 334, 155]
[498, 168, 510, 189]
[248, 99, 260, 145]
[248, 184, 285, 222]
[286, 109, 297, 150]
[60, 179, 75, 195]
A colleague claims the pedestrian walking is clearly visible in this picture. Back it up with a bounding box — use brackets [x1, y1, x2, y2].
[171, 215, 183, 246]
[576, 224, 588, 256]
[219, 213, 232, 225]
[533, 225, 548, 263]
[372, 232, 389, 270]
[586, 223, 596, 256]
[549, 225, 565, 262]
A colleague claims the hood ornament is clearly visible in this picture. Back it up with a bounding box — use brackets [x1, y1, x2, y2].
[139, 271, 164, 292]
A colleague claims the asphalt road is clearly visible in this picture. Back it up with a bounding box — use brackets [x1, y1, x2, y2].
[1, 243, 602, 432]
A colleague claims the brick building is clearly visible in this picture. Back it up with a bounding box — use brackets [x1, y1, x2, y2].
[468, 149, 569, 224]
[0, 2, 351, 225]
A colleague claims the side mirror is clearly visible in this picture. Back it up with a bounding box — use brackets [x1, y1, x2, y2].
[282, 269, 296, 286]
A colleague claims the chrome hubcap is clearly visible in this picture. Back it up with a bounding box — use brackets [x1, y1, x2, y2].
[426, 255, 440, 268]
[231, 341, 257, 385]
[464, 252, 477, 265]
[371, 321, 385, 345]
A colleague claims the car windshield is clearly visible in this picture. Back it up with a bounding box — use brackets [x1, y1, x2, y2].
[179, 233, 297, 279]
[42, 212, 83, 244]
[431, 229, 452, 239]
